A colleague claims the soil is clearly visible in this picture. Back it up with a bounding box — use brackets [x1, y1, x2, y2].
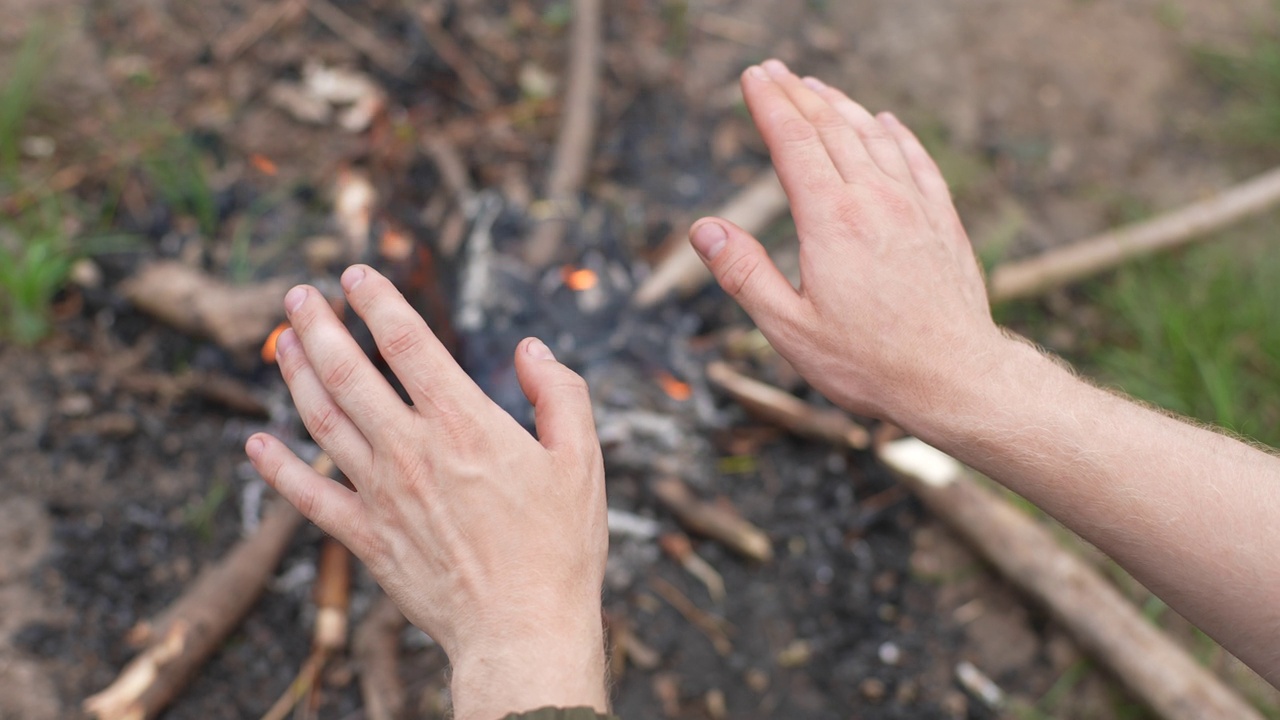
[2, 1, 1277, 719]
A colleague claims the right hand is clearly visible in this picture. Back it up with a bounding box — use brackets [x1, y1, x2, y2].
[690, 59, 1008, 423]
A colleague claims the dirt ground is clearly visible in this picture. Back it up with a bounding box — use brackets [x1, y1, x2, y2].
[2, 0, 1277, 718]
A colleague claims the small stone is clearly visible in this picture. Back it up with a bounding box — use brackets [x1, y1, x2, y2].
[704, 689, 726, 720]
[304, 236, 347, 270]
[744, 668, 769, 693]
[56, 394, 93, 417]
[776, 639, 812, 668]
[895, 678, 919, 705]
[69, 258, 103, 289]
[860, 677, 887, 703]
[878, 641, 902, 666]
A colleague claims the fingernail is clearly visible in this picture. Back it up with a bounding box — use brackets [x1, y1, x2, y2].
[276, 328, 299, 358]
[526, 338, 555, 361]
[802, 76, 826, 91]
[285, 286, 307, 313]
[691, 222, 728, 261]
[762, 59, 789, 79]
[746, 65, 769, 81]
[246, 436, 264, 460]
[341, 266, 366, 292]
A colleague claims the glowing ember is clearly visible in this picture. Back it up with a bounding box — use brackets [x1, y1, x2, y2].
[261, 322, 291, 364]
[379, 226, 414, 262]
[249, 154, 278, 176]
[561, 266, 599, 291]
[657, 372, 692, 402]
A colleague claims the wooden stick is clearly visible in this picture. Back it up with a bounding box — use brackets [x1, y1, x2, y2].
[706, 361, 869, 450]
[649, 577, 733, 657]
[352, 593, 408, 720]
[651, 476, 773, 563]
[988, 165, 1280, 303]
[260, 536, 351, 720]
[120, 262, 290, 360]
[706, 363, 1263, 720]
[632, 171, 788, 308]
[523, 0, 604, 267]
[82, 455, 329, 720]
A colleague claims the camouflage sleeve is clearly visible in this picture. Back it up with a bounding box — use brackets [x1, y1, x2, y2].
[500, 707, 619, 720]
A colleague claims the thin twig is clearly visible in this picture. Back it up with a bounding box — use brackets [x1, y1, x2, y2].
[307, 0, 410, 74]
[649, 577, 733, 657]
[988, 165, 1280, 302]
[352, 592, 409, 720]
[213, 0, 305, 63]
[415, 5, 500, 110]
[651, 476, 773, 563]
[523, 0, 604, 267]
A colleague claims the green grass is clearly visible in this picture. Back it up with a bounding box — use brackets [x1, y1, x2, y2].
[1083, 231, 1280, 447]
[143, 135, 218, 239]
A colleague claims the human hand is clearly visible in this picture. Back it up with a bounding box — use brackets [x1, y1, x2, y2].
[690, 60, 1008, 425]
[245, 266, 609, 719]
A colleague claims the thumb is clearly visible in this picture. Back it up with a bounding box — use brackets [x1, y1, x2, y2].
[690, 218, 800, 327]
[513, 337, 599, 460]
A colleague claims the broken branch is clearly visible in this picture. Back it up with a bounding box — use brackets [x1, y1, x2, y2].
[83, 457, 330, 720]
[632, 171, 789, 308]
[523, 0, 604, 267]
[706, 362, 1263, 720]
[120, 262, 290, 360]
[988, 165, 1280, 303]
[651, 476, 773, 563]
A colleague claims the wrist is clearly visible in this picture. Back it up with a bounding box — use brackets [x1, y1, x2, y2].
[449, 610, 608, 720]
[890, 332, 1053, 445]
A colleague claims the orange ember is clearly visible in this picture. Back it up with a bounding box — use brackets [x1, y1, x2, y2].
[657, 372, 692, 402]
[379, 226, 414, 262]
[262, 322, 291, 364]
[250, 154, 278, 176]
[561, 266, 599, 291]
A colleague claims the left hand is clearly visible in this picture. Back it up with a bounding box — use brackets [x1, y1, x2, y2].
[245, 265, 609, 719]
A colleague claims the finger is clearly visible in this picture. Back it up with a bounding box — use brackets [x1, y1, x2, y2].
[339, 265, 488, 418]
[797, 74, 915, 186]
[689, 218, 803, 329]
[740, 63, 843, 207]
[246, 433, 368, 552]
[513, 338, 599, 463]
[284, 284, 409, 438]
[876, 111, 955, 209]
[756, 61, 878, 183]
[275, 327, 372, 471]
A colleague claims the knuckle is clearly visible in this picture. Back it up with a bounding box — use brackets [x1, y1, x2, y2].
[868, 184, 917, 225]
[292, 483, 323, 521]
[808, 105, 847, 132]
[307, 403, 344, 441]
[380, 322, 425, 360]
[718, 249, 764, 299]
[776, 115, 819, 146]
[320, 355, 360, 393]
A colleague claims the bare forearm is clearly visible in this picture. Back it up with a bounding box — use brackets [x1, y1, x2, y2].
[900, 338, 1280, 683]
